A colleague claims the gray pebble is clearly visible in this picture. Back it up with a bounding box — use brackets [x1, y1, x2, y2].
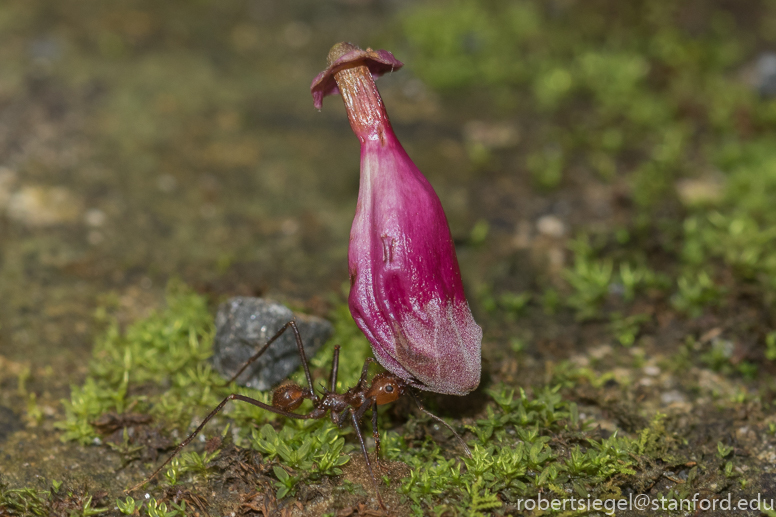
[211, 297, 333, 390]
[757, 52, 776, 98]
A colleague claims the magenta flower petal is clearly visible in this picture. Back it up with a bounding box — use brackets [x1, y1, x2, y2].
[313, 43, 481, 395]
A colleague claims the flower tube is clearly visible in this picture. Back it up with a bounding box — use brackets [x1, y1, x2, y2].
[311, 42, 481, 395]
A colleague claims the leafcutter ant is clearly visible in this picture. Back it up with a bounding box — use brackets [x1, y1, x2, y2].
[126, 321, 471, 511]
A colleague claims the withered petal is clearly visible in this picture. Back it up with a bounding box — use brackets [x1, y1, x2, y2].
[310, 45, 403, 110]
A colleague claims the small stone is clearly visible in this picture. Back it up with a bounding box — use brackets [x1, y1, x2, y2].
[570, 354, 590, 367]
[758, 450, 776, 463]
[736, 426, 756, 444]
[589, 344, 612, 360]
[660, 390, 686, 405]
[211, 297, 333, 390]
[643, 365, 661, 377]
[28, 36, 63, 61]
[536, 215, 566, 238]
[84, 208, 107, 227]
[757, 52, 776, 97]
[6, 185, 83, 226]
[740, 52, 776, 98]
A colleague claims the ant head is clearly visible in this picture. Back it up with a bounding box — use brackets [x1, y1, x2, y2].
[366, 373, 406, 406]
[272, 383, 308, 412]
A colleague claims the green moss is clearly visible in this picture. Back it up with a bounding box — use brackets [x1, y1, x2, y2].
[559, 236, 668, 322]
[54, 280, 706, 514]
[0, 482, 49, 517]
[609, 312, 650, 347]
[56, 280, 217, 445]
[527, 147, 565, 191]
[56, 282, 368, 503]
[386, 385, 666, 515]
[116, 495, 190, 516]
[0, 479, 110, 517]
[401, 0, 539, 90]
[250, 421, 350, 498]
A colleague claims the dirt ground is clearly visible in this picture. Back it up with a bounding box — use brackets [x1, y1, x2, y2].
[2, 1, 776, 516]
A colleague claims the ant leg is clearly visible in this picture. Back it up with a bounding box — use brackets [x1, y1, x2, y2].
[329, 345, 340, 392]
[287, 320, 316, 391]
[333, 409, 348, 427]
[350, 408, 387, 511]
[407, 390, 472, 458]
[225, 321, 315, 395]
[335, 397, 370, 428]
[226, 321, 293, 385]
[371, 401, 388, 472]
[356, 356, 377, 389]
[125, 393, 325, 493]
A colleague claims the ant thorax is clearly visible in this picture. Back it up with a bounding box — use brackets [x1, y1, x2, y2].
[339, 385, 366, 408]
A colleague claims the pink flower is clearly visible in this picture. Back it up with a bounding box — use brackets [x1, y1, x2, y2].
[311, 43, 481, 395]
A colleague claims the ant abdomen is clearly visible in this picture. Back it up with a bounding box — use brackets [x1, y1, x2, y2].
[272, 383, 306, 411]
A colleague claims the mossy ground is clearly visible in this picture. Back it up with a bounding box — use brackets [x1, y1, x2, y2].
[2, 0, 776, 516]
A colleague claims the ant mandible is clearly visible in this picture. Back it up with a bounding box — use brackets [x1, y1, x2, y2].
[127, 320, 472, 511]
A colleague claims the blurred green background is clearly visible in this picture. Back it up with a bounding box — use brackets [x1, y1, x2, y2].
[2, 0, 776, 514]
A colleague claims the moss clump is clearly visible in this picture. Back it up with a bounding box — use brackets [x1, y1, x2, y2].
[54, 280, 694, 514]
[0, 479, 110, 517]
[56, 280, 217, 445]
[55, 282, 371, 508]
[387, 386, 673, 516]
[0, 481, 49, 517]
